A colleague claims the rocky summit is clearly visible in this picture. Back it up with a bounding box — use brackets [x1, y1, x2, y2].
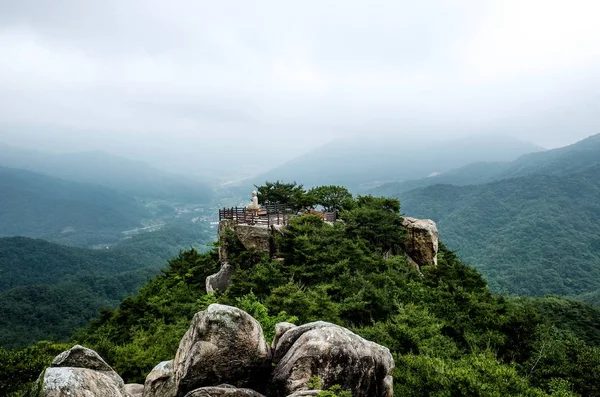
[36, 304, 394, 397]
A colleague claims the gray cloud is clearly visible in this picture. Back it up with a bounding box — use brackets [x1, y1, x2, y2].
[0, 0, 599, 176]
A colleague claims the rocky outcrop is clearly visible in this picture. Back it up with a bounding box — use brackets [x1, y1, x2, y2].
[402, 217, 439, 267]
[184, 385, 266, 396]
[144, 360, 176, 397]
[37, 307, 394, 397]
[41, 345, 127, 397]
[270, 322, 394, 397]
[206, 263, 235, 294]
[173, 304, 271, 396]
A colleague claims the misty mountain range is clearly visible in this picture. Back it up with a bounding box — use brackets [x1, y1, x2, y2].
[0, 143, 213, 202]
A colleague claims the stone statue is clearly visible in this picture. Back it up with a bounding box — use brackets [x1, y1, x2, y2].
[247, 190, 260, 211]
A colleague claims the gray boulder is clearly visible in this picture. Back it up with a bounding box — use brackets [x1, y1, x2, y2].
[126, 383, 145, 397]
[143, 360, 176, 397]
[184, 385, 265, 396]
[270, 322, 394, 397]
[206, 262, 235, 294]
[272, 322, 297, 350]
[173, 304, 271, 396]
[43, 367, 127, 397]
[51, 344, 114, 372]
[40, 345, 127, 397]
[285, 391, 321, 396]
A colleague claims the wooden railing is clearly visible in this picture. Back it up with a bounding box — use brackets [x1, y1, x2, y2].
[218, 205, 336, 227]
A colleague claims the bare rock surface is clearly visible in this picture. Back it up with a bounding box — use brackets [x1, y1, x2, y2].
[125, 383, 145, 397]
[401, 217, 439, 267]
[144, 360, 176, 397]
[184, 385, 266, 396]
[271, 322, 394, 397]
[42, 367, 127, 397]
[206, 262, 235, 294]
[231, 224, 271, 252]
[272, 322, 297, 350]
[285, 391, 321, 396]
[51, 344, 114, 373]
[173, 304, 271, 397]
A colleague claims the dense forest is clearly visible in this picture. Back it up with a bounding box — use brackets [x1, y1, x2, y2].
[401, 165, 600, 297]
[3, 186, 599, 396]
[375, 133, 600, 299]
[0, 224, 214, 349]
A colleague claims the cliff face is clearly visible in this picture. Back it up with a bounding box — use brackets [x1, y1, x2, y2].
[208, 216, 439, 294]
[401, 217, 439, 267]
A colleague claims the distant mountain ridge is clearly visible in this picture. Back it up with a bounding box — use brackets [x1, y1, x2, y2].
[248, 134, 543, 191]
[0, 144, 213, 202]
[0, 166, 148, 246]
[375, 133, 600, 196]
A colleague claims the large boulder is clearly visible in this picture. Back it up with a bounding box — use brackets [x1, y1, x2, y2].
[40, 345, 127, 397]
[173, 304, 272, 397]
[144, 360, 176, 397]
[184, 385, 265, 396]
[206, 262, 235, 294]
[270, 322, 394, 397]
[218, 221, 272, 256]
[401, 217, 439, 267]
[42, 367, 127, 397]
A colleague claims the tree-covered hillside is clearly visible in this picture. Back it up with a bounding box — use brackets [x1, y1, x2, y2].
[4, 188, 599, 396]
[400, 164, 600, 297]
[0, 225, 214, 349]
[0, 167, 148, 246]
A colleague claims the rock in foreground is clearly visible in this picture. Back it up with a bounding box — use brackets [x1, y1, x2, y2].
[41, 345, 128, 397]
[144, 360, 176, 397]
[184, 385, 266, 396]
[173, 304, 271, 396]
[271, 321, 394, 397]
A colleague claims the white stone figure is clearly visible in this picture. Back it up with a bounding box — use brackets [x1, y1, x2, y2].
[247, 190, 260, 211]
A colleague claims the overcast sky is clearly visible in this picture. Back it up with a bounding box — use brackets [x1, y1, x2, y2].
[0, 0, 599, 176]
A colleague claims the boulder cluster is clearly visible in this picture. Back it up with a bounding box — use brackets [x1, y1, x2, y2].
[37, 304, 394, 397]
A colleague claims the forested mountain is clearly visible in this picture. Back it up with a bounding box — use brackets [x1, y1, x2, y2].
[3, 190, 599, 396]
[0, 167, 148, 246]
[250, 134, 542, 191]
[0, 226, 213, 349]
[386, 133, 600, 298]
[0, 144, 213, 202]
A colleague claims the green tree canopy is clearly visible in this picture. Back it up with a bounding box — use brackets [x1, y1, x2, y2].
[308, 185, 353, 213]
[254, 181, 314, 211]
